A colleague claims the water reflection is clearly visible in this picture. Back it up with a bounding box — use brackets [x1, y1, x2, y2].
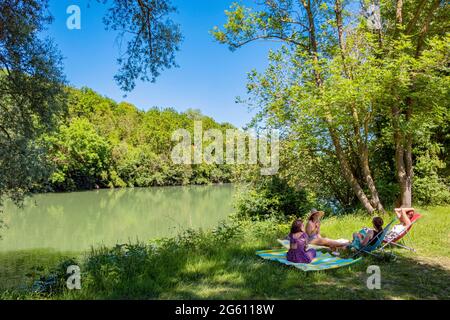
[0, 185, 234, 252]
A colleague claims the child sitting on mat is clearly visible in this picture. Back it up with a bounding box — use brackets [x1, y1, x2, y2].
[349, 217, 384, 250]
[286, 219, 317, 263]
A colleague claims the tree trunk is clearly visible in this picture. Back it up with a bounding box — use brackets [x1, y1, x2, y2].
[405, 0, 428, 34]
[300, 0, 376, 213]
[301, 0, 375, 213]
[334, 0, 346, 63]
[392, 104, 413, 207]
[391, 0, 414, 207]
[397, 151, 412, 208]
[328, 125, 376, 213]
[360, 143, 385, 212]
[403, 99, 414, 207]
[396, 0, 403, 25]
[415, 0, 441, 55]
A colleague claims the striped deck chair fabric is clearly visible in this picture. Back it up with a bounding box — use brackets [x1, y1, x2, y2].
[349, 219, 396, 257]
[383, 213, 422, 244]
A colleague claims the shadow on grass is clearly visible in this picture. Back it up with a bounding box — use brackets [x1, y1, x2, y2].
[168, 248, 450, 300]
[74, 241, 450, 300]
[2, 222, 449, 300]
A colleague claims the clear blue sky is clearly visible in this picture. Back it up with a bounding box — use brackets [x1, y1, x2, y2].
[44, 0, 278, 128]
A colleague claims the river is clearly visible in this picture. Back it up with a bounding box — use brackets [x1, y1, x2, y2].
[0, 184, 234, 252]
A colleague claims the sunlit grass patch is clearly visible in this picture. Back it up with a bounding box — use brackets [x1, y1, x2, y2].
[0, 206, 449, 299]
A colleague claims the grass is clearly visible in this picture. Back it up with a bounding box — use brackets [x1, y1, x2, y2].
[0, 206, 449, 300]
[0, 249, 82, 298]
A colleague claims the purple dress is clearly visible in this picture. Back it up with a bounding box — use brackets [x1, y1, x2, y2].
[286, 233, 316, 263]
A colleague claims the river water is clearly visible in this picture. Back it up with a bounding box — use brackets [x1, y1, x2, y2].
[0, 184, 234, 252]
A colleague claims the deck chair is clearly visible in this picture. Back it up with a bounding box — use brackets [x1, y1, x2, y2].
[381, 213, 422, 252]
[349, 219, 396, 258]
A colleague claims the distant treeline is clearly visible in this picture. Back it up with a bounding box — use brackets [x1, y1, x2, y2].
[39, 87, 235, 192]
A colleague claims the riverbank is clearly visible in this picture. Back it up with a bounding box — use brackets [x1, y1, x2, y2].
[1, 206, 449, 299]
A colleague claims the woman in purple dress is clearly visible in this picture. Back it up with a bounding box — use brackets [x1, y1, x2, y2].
[286, 219, 316, 263]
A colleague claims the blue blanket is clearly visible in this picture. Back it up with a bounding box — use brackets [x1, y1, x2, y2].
[256, 248, 362, 271]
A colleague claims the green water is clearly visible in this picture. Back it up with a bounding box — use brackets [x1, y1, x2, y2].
[0, 184, 234, 252]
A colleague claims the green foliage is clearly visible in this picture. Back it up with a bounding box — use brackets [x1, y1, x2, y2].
[42, 87, 234, 191]
[414, 152, 450, 206]
[101, 0, 182, 91]
[0, 0, 66, 207]
[234, 175, 310, 220]
[214, 1, 449, 211]
[211, 1, 310, 51]
[48, 118, 112, 191]
[30, 258, 79, 295]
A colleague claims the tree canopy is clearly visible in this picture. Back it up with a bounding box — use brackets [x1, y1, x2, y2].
[0, 0, 66, 206]
[45, 87, 235, 191]
[99, 0, 182, 91]
[1, 0, 183, 207]
[213, 0, 449, 214]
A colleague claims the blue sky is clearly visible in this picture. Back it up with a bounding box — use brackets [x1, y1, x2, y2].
[44, 0, 278, 128]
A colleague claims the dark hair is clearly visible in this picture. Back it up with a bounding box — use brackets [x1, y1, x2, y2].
[372, 217, 384, 232]
[290, 219, 304, 234]
[406, 210, 415, 218]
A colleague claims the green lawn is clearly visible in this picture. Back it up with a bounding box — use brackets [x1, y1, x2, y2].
[1, 206, 449, 299]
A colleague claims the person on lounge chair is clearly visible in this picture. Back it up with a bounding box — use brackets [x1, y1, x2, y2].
[384, 207, 415, 242]
[286, 219, 316, 263]
[349, 217, 384, 250]
[305, 209, 350, 251]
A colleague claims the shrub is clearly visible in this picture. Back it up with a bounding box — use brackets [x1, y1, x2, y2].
[234, 176, 311, 220]
[413, 152, 450, 205]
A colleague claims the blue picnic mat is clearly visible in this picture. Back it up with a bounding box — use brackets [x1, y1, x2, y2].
[256, 248, 362, 271]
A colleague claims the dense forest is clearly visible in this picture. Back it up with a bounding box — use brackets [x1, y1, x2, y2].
[41, 87, 235, 192]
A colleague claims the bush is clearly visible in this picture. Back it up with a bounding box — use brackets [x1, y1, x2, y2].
[79, 221, 244, 298]
[413, 152, 450, 205]
[234, 175, 311, 220]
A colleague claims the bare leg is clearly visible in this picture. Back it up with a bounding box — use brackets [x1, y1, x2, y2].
[395, 208, 412, 226]
[310, 237, 349, 250]
[394, 208, 402, 219]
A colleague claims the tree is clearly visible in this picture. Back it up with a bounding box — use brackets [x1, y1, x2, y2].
[1, 0, 183, 209]
[0, 0, 66, 206]
[380, 0, 449, 207]
[99, 0, 183, 92]
[213, 0, 382, 212]
[48, 118, 112, 191]
[40, 87, 236, 191]
[213, 0, 449, 212]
